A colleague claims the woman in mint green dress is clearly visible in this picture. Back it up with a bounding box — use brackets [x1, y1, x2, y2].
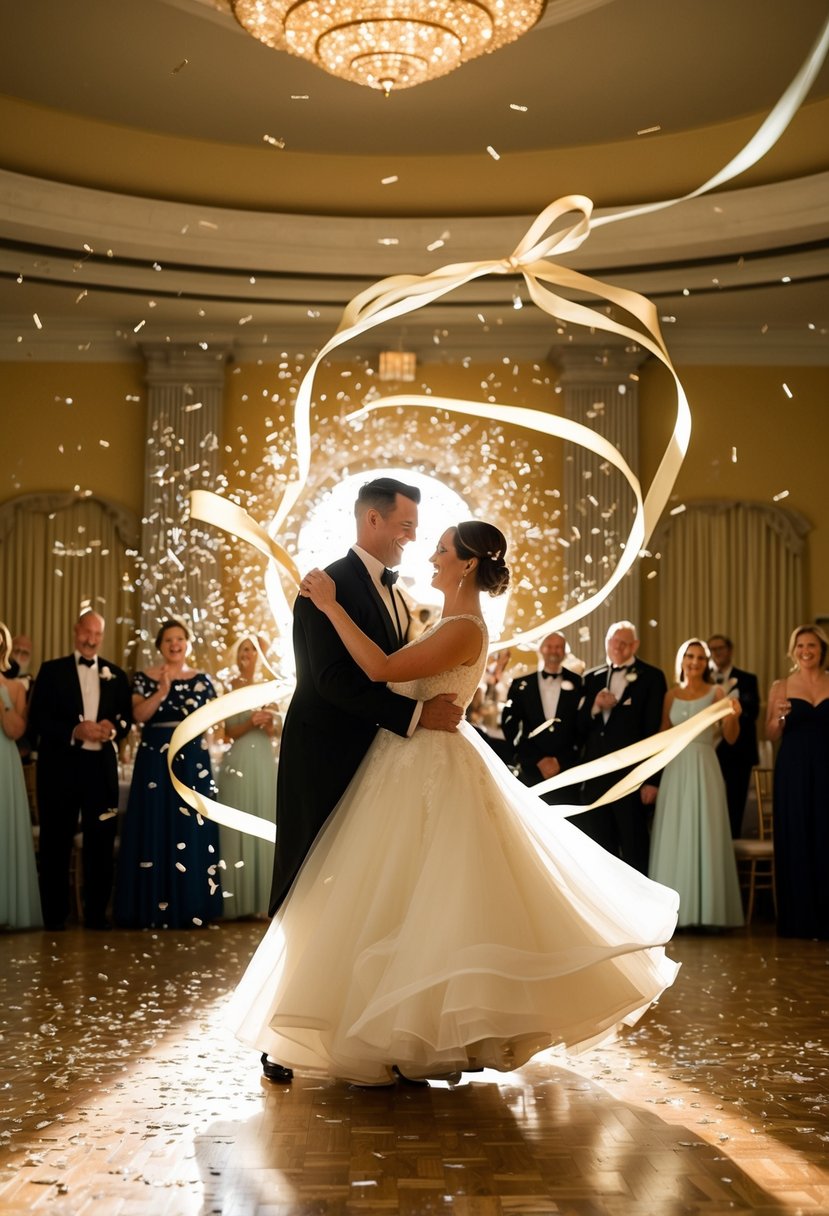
[0, 622, 42, 930]
[649, 638, 744, 930]
[218, 637, 279, 918]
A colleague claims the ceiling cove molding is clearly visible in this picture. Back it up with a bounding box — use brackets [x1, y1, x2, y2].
[1, 317, 826, 367]
[1, 169, 828, 276]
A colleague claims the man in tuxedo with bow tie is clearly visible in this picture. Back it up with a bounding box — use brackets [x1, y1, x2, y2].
[577, 620, 667, 873]
[501, 632, 583, 804]
[28, 610, 132, 930]
[262, 477, 462, 1083]
[708, 634, 760, 837]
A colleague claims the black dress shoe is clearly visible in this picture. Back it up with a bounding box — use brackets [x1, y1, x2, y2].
[85, 919, 113, 931]
[44, 921, 66, 932]
[260, 1053, 293, 1082]
[392, 1066, 429, 1087]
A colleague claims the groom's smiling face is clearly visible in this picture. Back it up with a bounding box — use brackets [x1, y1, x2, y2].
[368, 494, 418, 569]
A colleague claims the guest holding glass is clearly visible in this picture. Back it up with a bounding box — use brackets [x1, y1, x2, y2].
[0, 622, 42, 930]
[766, 624, 829, 940]
[115, 619, 223, 929]
[649, 638, 744, 930]
[217, 636, 279, 919]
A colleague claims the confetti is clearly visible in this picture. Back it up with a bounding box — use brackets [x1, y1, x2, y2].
[637, 124, 662, 135]
[486, 145, 501, 160]
[172, 59, 188, 73]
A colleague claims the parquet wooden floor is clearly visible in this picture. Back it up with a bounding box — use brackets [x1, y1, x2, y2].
[0, 915, 826, 1215]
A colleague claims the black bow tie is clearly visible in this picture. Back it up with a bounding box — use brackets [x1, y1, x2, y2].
[78, 656, 96, 668]
[713, 673, 725, 684]
[610, 664, 631, 672]
[381, 567, 399, 588]
[541, 671, 561, 679]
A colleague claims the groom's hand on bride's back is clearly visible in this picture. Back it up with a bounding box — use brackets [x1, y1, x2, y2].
[419, 693, 463, 732]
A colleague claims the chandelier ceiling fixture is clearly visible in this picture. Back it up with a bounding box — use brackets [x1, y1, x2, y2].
[231, 0, 548, 94]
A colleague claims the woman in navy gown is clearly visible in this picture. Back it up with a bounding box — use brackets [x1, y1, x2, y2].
[116, 619, 223, 929]
[766, 624, 829, 939]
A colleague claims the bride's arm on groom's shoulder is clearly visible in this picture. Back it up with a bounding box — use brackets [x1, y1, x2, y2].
[301, 568, 478, 681]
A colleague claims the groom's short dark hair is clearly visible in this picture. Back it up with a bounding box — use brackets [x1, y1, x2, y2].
[355, 476, 421, 518]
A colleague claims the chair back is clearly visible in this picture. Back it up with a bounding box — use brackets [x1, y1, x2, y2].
[753, 766, 773, 841]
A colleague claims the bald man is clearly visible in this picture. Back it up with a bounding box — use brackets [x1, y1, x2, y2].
[29, 611, 132, 930]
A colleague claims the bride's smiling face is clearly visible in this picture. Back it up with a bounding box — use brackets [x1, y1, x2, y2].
[429, 529, 465, 594]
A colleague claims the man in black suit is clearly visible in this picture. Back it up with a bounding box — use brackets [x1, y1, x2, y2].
[577, 620, 667, 874]
[28, 610, 132, 930]
[501, 632, 583, 804]
[262, 477, 463, 1083]
[708, 634, 760, 837]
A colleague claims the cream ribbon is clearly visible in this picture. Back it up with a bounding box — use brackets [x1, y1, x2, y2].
[177, 12, 828, 838]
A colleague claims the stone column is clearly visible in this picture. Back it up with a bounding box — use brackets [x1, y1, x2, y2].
[137, 344, 229, 670]
[550, 345, 648, 670]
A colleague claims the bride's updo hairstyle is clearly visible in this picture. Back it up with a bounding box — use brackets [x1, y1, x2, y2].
[454, 522, 510, 597]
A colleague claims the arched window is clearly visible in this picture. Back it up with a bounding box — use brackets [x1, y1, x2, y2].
[650, 500, 809, 698]
[0, 493, 139, 668]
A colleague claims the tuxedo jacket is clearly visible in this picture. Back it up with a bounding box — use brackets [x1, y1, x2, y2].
[28, 654, 132, 810]
[716, 665, 760, 767]
[269, 549, 417, 914]
[501, 670, 583, 785]
[578, 658, 667, 798]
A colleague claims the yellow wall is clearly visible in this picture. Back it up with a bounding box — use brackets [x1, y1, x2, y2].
[2, 361, 146, 515]
[639, 362, 829, 623]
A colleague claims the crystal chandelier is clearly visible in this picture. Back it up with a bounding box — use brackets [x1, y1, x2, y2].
[231, 0, 547, 94]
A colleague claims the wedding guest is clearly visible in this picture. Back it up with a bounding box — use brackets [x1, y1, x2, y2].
[227, 521, 679, 1086]
[217, 636, 279, 919]
[708, 634, 760, 836]
[28, 611, 132, 930]
[115, 619, 223, 930]
[766, 624, 829, 939]
[501, 632, 583, 804]
[577, 621, 667, 873]
[0, 622, 42, 929]
[649, 638, 744, 930]
[5, 634, 35, 763]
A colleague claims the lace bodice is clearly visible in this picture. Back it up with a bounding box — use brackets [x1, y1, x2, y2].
[388, 615, 488, 710]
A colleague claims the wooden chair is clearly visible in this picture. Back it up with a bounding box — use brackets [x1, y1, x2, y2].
[733, 766, 775, 925]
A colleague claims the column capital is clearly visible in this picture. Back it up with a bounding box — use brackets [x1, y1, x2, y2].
[141, 343, 231, 386]
[549, 343, 649, 386]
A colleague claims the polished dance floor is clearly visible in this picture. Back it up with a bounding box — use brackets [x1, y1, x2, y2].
[0, 914, 826, 1215]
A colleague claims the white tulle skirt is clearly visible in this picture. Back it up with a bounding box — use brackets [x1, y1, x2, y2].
[225, 722, 680, 1084]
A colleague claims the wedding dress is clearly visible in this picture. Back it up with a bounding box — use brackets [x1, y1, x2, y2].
[226, 616, 679, 1084]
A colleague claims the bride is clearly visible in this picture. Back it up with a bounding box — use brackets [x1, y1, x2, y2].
[226, 520, 680, 1085]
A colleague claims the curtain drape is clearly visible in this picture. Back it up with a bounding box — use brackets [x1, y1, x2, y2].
[0, 493, 139, 670]
[651, 500, 809, 705]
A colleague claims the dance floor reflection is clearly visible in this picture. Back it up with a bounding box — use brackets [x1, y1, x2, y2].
[0, 918, 826, 1214]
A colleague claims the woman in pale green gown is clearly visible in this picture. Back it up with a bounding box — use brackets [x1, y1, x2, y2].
[649, 638, 744, 930]
[0, 622, 42, 930]
[218, 637, 279, 918]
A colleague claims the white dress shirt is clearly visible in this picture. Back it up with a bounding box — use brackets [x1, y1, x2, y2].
[538, 669, 563, 722]
[351, 546, 421, 735]
[74, 650, 102, 750]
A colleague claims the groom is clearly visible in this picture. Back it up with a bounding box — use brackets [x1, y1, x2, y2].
[262, 477, 463, 1082]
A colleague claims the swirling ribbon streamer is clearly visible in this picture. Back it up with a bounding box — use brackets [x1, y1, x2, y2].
[536, 695, 738, 814]
[179, 14, 828, 838]
[168, 681, 279, 842]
